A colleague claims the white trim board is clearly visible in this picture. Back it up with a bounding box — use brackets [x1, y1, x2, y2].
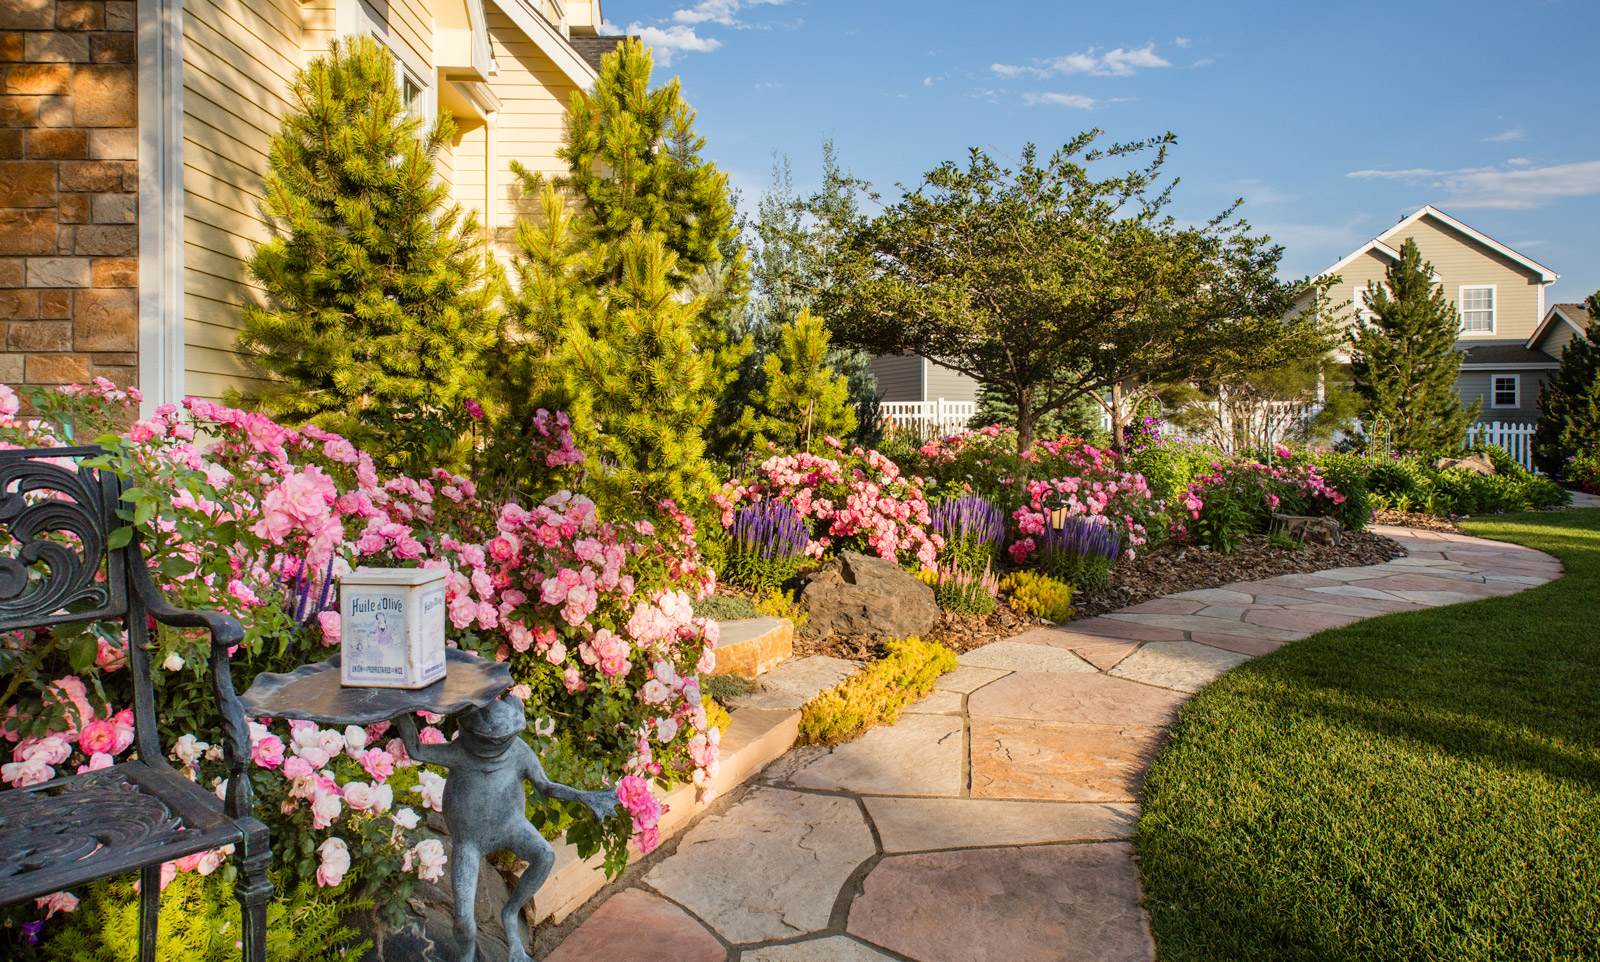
[487, 0, 599, 88]
[137, 0, 184, 416]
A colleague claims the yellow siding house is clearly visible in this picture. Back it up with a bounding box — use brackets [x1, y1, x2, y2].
[138, 0, 617, 413]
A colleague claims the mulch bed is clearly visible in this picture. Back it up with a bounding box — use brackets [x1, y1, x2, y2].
[793, 530, 1407, 662]
[1371, 509, 1465, 534]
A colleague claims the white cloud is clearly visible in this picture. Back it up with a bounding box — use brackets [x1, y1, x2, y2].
[992, 43, 1171, 79]
[626, 24, 722, 65]
[754, 81, 783, 89]
[1233, 179, 1296, 207]
[672, 0, 787, 27]
[1191, 57, 1214, 68]
[1023, 92, 1097, 109]
[924, 77, 933, 86]
[1485, 127, 1525, 143]
[1174, 36, 1192, 47]
[1347, 160, 1600, 209]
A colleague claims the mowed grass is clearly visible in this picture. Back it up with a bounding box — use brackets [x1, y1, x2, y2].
[1136, 509, 1600, 962]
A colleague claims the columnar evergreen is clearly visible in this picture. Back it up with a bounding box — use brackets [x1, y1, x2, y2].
[236, 36, 500, 471]
[1533, 294, 1600, 476]
[1350, 238, 1477, 453]
[741, 308, 858, 451]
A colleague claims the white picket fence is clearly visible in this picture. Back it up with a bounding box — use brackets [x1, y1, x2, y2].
[878, 399, 977, 440]
[1466, 421, 1537, 472]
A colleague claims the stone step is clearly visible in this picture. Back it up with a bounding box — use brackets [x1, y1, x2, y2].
[706, 616, 793, 679]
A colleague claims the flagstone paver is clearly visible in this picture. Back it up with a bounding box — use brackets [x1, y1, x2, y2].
[539, 525, 1560, 962]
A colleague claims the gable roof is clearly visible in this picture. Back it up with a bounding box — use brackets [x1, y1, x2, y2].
[1316, 205, 1560, 284]
[1527, 302, 1594, 350]
[569, 35, 627, 72]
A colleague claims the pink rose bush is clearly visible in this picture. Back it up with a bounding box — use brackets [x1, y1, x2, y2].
[1008, 439, 1161, 565]
[1176, 457, 1347, 550]
[0, 381, 724, 932]
[714, 443, 944, 570]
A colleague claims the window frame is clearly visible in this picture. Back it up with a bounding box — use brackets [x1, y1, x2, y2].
[1491, 374, 1520, 409]
[1459, 284, 1496, 335]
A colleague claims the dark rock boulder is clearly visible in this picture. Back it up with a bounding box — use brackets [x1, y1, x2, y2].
[799, 551, 940, 641]
[1269, 512, 1343, 547]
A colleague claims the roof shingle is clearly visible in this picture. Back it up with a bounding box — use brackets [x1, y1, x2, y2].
[568, 36, 627, 73]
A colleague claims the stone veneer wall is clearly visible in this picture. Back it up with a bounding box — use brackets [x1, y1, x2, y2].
[0, 0, 138, 392]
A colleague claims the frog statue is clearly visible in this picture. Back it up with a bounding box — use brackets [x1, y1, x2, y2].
[395, 695, 620, 962]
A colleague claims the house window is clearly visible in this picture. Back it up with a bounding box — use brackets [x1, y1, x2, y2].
[400, 70, 429, 121]
[1492, 375, 1519, 409]
[1461, 285, 1495, 333]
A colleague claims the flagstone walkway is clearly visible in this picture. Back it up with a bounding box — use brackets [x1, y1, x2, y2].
[540, 525, 1563, 962]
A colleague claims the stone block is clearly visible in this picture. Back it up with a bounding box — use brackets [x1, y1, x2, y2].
[105, 1, 133, 31]
[56, 223, 71, 253]
[707, 616, 791, 678]
[968, 671, 1189, 728]
[957, 640, 1095, 674]
[89, 351, 135, 365]
[0, 159, 55, 206]
[72, 285, 133, 349]
[0, 34, 21, 63]
[26, 127, 87, 159]
[59, 159, 124, 191]
[72, 64, 134, 126]
[89, 190, 132, 222]
[90, 255, 134, 285]
[24, 32, 88, 62]
[726, 655, 861, 711]
[38, 289, 69, 317]
[5, 63, 70, 95]
[87, 360, 133, 388]
[0, 208, 57, 255]
[36, 94, 68, 125]
[87, 127, 133, 158]
[0, 256, 23, 286]
[9, 319, 71, 351]
[58, 192, 87, 222]
[969, 718, 1164, 802]
[0, 127, 18, 157]
[89, 32, 133, 64]
[25, 256, 87, 287]
[25, 352, 89, 383]
[56, 0, 103, 30]
[768, 712, 964, 797]
[0, 288, 38, 319]
[1105, 640, 1253, 694]
[541, 889, 723, 962]
[0, 0, 54, 31]
[72, 222, 133, 255]
[0, 353, 20, 381]
[0, 95, 40, 125]
[743, 938, 901, 962]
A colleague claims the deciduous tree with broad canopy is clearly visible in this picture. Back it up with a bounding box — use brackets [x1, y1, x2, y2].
[802, 130, 1339, 456]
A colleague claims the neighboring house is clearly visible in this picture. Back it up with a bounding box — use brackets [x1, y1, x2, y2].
[867, 353, 981, 436]
[0, 0, 619, 416]
[1310, 205, 1562, 425]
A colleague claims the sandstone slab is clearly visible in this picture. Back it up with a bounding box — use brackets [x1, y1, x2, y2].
[957, 640, 1095, 674]
[771, 713, 964, 797]
[935, 665, 1009, 693]
[967, 671, 1188, 727]
[741, 936, 900, 961]
[710, 616, 793, 678]
[729, 656, 860, 711]
[969, 719, 1162, 802]
[903, 688, 964, 714]
[543, 889, 723, 962]
[644, 787, 875, 943]
[847, 843, 1155, 962]
[864, 796, 1138, 852]
[1062, 617, 1187, 642]
[1106, 641, 1252, 693]
[1102, 612, 1305, 642]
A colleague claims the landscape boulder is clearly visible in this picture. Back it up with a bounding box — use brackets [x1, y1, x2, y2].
[1268, 512, 1343, 547]
[798, 551, 940, 641]
[1433, 452, 1495, 476]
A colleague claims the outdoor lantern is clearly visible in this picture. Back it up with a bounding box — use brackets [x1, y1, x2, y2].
[1043, 493, 1070, 530]
[339, 567, 448, 689]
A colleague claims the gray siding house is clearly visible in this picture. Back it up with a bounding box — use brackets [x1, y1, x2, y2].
[867, 354, 981, 404]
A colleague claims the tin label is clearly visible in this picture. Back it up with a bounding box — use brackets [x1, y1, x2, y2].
[345, 591, 407, 678]
[418, 586, 446, 683]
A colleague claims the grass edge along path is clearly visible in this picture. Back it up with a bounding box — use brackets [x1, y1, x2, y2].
[1136, 509, 1600, 962]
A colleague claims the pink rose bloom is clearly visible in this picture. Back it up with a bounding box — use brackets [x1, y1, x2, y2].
[359, 748, 395, 783]
[316, 837, 351, 887]
[563, 666, 587, 694]
[323, 438, 359, 464]
[385, 737, 414, 768]
[251, 734, 285, 770]
[78, 719, 120, 755]
[418, 726, 446, 745]
[309, 788, 342, 829]
[509, 684, 532, 701]
[343, 780, 378, 812]
[413, 770, 446, 812]
[36, 891, 79, 918]
[295, 744, 331, 770]
[19, 734, 71, 766]
[95, 634, 127, 671]
[315, 729, 345, 757]
[2, 758, 53, 787]
[76, 752, 114, 773]
[412, 838, 447, 882]
[317, 611, 341, 646]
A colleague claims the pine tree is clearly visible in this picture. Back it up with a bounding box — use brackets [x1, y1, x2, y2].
[1533, 293, 1600, 476]
[1350, 238, 1477, 453]
[235, 36, 500, 472]
[741, 308, 858, 451]
[561, 227, 718, 509]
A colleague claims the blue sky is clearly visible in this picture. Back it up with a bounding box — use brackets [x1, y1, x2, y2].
[598, 0, 1600, 305]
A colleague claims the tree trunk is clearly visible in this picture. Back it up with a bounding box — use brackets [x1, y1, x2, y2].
[1109, 381, 1127, 456]
[1015, 387, 1036, 492]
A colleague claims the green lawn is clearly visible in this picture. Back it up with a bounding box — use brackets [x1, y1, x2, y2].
[1136, 509, 1600, 962]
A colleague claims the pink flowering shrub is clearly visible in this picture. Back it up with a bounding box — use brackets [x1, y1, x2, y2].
[1177, 457, 1347, 552]
[0, 381, 719, 935]
[1008, 439, 1162, 566]
[713, 441, 943, 570]
[910, 424, 1029, 509]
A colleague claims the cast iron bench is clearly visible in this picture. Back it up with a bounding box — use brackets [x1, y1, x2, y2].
[0, 446, 271, 961]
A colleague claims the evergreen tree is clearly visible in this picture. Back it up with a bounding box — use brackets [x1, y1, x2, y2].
[1533, 293, 1600, 476]
[1350, 238, 1477, 453]
[561, 227, 718, 509]
[741, 309, 858, 451]
[236, 36, 500, 472]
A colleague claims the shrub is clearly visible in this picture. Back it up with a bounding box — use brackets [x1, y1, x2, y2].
[929, 493, 1005, 573]
[714, 444, 942, 569]
[917, 563, 1000, 615]
[1177, 457, 1347, 553]
[692, 594, 761, 621]
[1032, 515, 1121, 590]
[910, 425, 1026, 509]
[753, 586, 809, 634]
[797, 638, 957, 746]
[1565, 444, 1600, 493]
[723, 498, 810, 589]
[999, 571, 1075, 622]
[1008, 440, 1162, 566]
[1125, 441, 1217, 504]
[1363, 452, 1569, 515]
